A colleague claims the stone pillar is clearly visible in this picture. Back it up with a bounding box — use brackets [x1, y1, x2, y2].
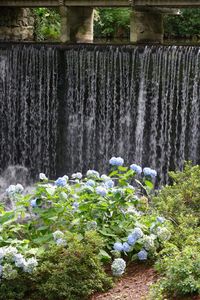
[59, 6, 94, 43]
[60, 6, 69, 43]
[130, 9, 163, 44]
[0, 8, 34, 41]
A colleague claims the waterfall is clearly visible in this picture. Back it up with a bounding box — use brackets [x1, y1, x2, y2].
[0, 44, 199, 183]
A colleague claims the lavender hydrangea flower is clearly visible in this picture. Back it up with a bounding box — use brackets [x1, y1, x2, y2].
[138, 249, 148, 260]
[113, 242, 124, 252]
[109, 157, 124, 166]
[111, 258, 126, 276]
[130, 164, 142, 175]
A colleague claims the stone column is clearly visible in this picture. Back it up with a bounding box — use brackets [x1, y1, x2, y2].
[59, 5, 69, 43]
[59, 6, 94, 43]
[130, 9, 164, 44]
[0, 8, 34, 41]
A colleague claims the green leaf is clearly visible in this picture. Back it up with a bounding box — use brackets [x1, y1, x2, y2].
[99, 249, 111, 261]
[118, 166, 128, 172]
[144, 180, 154, 190]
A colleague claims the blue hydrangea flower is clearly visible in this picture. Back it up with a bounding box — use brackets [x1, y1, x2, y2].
[130, 164, 142, 175]
[55, 177, 67, 187]
[96, 186, 107, 197]
[111, 258, 126, 276]
[113, 242, 124, 252]
[127, 234, 137, 246]
[85, 179, 96, 187]
[157, 216, 165, 224]
[86, 170, 100, 178]
[143, 167, 157, 178]
[123, 242, 131, 252]
[109, 157, 124, 166]
[72, 201, 79, 212]
[132, 227, 144, 239]
[138, 249, 148, 260]
[30, 199, 38, 208]
[105, 179, 115, 189]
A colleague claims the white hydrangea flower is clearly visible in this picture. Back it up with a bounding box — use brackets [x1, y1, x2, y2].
[143, 235, 156, 251]
[157, 227, 171, 242]
[15, 184, 24, 194]
[53, 230, 64, 241]
[72, 172, 82, 179]
[111, 258, 126, 276]
[39, 173, 48, 180]
[23, 257, 38, 273]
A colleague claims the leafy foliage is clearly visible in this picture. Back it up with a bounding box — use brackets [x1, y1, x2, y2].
[164, 9, 200, 38]
[33, 8, 61, 41]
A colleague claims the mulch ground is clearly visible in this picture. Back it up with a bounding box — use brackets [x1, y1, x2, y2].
[91, 262, 158, 300]
[91, 262, 200, 300]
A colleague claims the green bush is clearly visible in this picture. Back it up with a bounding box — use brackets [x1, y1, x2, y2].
[152, 163, 200, 224]
[149, 246, 200, 299]
[148, 164, 200, 299]
[0, 232, 112, 300]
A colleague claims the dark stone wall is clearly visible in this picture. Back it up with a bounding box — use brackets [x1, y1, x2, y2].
[0, 8, 34, 41]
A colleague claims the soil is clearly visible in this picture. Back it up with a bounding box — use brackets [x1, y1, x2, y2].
[91, 262, 200, 300]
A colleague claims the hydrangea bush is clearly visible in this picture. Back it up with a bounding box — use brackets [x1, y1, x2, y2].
[0, 157, 172, 289]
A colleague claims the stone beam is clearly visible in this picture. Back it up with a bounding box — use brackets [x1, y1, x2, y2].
[0, 0, 200, 7]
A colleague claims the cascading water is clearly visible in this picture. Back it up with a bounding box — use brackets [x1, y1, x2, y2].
[0, 45, 58, 178]
[0, 44, 199, 183]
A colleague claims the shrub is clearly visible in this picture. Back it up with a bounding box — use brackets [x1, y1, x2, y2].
[0, 232, 112, 300]
[152, 163, 200, 223]
[148, 245, 200, 299]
